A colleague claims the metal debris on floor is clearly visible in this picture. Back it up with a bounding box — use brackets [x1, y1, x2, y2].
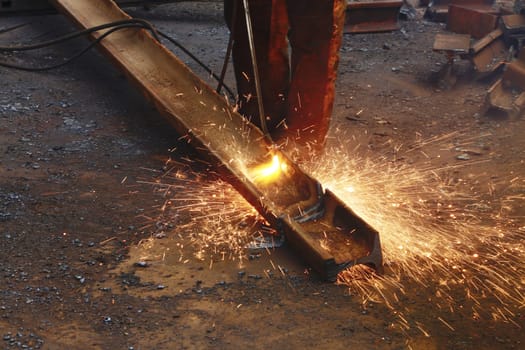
[424, 0, 500, 23]
[446, 1, 500, 39]
[428, 0, 525, 117]
[484, 49, 525, 116]
[345, 0, 403, 33]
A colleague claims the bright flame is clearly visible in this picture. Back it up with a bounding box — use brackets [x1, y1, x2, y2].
[249, 154, 288, 183]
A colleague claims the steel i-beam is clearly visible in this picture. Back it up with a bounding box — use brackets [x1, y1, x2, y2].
[49, 0, 382, 281]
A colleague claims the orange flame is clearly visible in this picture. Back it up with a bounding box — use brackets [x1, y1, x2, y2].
[249, 154, 288, 183]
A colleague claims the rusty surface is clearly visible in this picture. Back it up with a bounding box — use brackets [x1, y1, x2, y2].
[345, 0, 402, 34]
[431, 34, 471, 88]
[48, 0, 382, 281]
[447, 4, 499, 39]
[503, 50, 525, 90]
[484, 51, 525, 116]
[425, 0, 495, 23]
[502, 14, 525, 45]
[502, 14, 525, 32]
[433, 29, 506, 76]
[470, 30, 506, 74]
[484, 79, 525, 116]
[470, 27, 502, 54]
[433, 33, 471, 53]
[485, 79, 512, 113]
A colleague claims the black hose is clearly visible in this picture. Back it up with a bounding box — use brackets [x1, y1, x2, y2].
[217, 0, 238, 96]
[0, 19, 159, 51]
[157, 30, 235, 99]
[0, 22, 30, 35]
[0, 18, 236, 99]
[0, 23, 150, 71]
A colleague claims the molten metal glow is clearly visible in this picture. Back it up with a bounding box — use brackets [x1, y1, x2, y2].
[249, 154, 288, 183]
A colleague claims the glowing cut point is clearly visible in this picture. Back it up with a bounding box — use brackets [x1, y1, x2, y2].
[249, 154, 288, 183]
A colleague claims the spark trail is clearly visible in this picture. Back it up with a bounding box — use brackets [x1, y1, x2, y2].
[310, 131, 525, 330]
[146, 130, 525, 332]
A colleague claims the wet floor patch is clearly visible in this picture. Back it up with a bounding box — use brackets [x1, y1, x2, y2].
[103, 232, 309, 298]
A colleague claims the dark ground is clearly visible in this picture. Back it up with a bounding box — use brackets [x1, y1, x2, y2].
[1, 2, 524, 349]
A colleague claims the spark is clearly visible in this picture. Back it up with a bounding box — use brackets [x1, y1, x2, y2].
[438, 316, 455, 331]
[307, 129, 525, 332]
[143, 126, 524, 335]
[141, 163, 260, 263]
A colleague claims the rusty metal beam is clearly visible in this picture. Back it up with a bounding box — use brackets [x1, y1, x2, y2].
[425, 0, 495, 23]
[447, 4, 499, 40]
[431, 33, 471, 88]
[48, 0, 382, 281]
[484, 50, 525, 117]
[501, 14, 525, 47]
[433, 33, 471, 54]
[432, 29, 507, 80]
[345, 0, 402, 34]
[470, 28, 506, 75]
[502, 50, 525, 90]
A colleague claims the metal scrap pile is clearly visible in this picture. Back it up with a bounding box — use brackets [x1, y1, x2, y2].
[428, 0, 525, 117]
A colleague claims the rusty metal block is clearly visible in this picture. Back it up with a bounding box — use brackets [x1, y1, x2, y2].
[425, 0, 495, 23]
[433, 33, 471, 53]
[345, 0, 403, 34]
[484, 51, 525, 117]
[470, 28, 503, 53]
[432, 33, 471, 88]
[484, 78, 525, 116]
[432, 29, 506, 84]
[502, 50, 525, 90]
[470, 28, 507, 74]
[501, 14, 525, 48]
[502, 14, 525, 35]
[471, 41, 506, 74]
[447, 4, 499, 39]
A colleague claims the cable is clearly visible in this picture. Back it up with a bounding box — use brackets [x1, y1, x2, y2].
[0, 22, 30, 35]
[0, 19, 159, 51]
[0, 18, 235, 99]
[156, 31, 235, 99]
[217, 0, 238, 96]
[0, 23, 150, 71]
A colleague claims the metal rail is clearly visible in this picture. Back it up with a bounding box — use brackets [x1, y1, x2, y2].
[49, 0, 382, 280]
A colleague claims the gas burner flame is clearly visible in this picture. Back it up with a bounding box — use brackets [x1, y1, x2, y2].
[249, 153, 289, 183]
